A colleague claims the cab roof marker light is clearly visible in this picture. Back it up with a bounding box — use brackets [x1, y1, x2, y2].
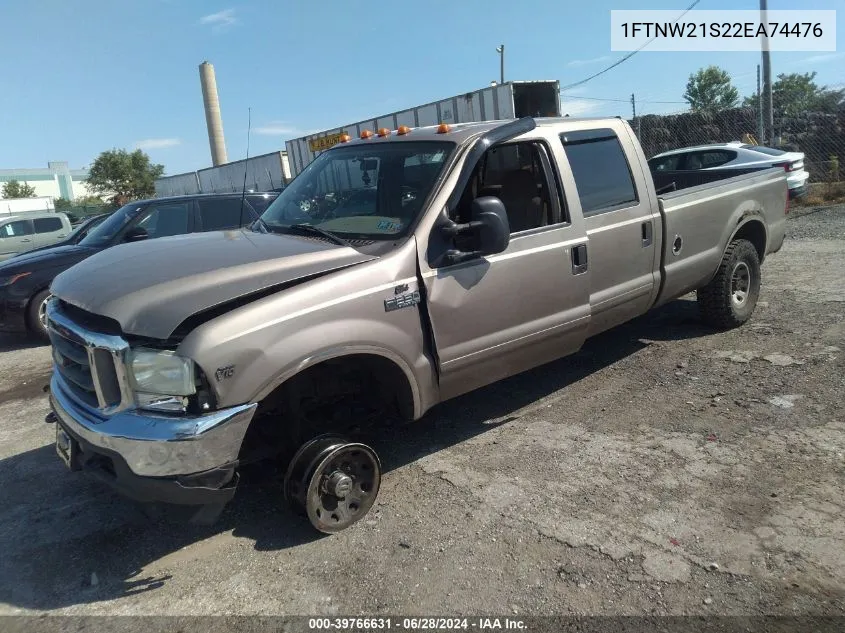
[397, 125, 411, 135]
[360, 130, 374, 139]
[436, 123, 451, 134]
[377, 128, 391, 137]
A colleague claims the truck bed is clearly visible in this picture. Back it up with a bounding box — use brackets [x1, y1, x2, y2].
[654, 167, 788, 306]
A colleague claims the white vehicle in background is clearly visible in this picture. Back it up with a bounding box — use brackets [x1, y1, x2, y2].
[648, 142, 810, 199]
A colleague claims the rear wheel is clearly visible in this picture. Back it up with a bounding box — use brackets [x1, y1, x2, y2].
[27, 289, 52, 341]
[697, 239, 761, 329]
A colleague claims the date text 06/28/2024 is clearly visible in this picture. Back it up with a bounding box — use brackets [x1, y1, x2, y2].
[307, 617, 527, 630]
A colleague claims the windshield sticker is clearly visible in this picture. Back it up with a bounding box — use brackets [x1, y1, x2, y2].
[377, 220, 402, 233]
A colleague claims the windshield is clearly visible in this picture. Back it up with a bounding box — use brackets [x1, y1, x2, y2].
[260, 141, 455, 240]
[79, 204, 143, 247]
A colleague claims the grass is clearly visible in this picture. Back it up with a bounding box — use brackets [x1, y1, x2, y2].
[794, 182, 845, 208]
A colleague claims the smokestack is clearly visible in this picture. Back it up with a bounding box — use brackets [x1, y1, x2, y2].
[199, 61, 228, 166]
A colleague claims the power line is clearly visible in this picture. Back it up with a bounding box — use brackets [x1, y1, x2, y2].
[561, 94, 687, 104]
[560, 0, 702, 92]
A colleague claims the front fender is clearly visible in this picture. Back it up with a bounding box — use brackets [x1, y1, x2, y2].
[177, 239, 439, 419]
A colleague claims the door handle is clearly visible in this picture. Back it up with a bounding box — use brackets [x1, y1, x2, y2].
[21, 238, 32, 243]
[641, 220, 653, 247]
[571, 244, 588, 275]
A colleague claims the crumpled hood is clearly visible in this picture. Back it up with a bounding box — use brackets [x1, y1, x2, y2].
[51, 229, 376, 339]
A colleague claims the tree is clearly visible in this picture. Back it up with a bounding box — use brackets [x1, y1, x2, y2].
[54, 197, 72, 210]
[683, 66, 740, 113]
[743, 72, 845, 117]
[75, 195, 105, 207]
[86, 149, 164, 201]
[1, 180, 37, 198]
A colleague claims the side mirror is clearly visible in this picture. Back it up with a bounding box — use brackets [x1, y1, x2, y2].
[123, 226, 149, 243]
[436, 196, 510, 266]
[470, 196, 510, 255]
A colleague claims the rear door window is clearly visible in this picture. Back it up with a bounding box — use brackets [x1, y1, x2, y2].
[197, 198, 247, 231]
[34, 217, 64, 233]
[560, 129, 639, 216]
[136, 202, 191, 238]
[698, 150, 736, 168]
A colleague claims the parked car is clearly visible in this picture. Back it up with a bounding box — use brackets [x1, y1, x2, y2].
[648, 142, 809, 199]
[43, 116, 788, 531]
[0, 192, 277, 339]
[0, 212, 72, 262]
[9, 213, 111, 258]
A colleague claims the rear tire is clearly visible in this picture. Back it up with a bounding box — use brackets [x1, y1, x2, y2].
[697, 239, 761, 330]
[27, 289, 52, 341]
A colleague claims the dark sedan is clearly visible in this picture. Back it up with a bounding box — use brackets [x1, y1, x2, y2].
[0, 192, 277, 340]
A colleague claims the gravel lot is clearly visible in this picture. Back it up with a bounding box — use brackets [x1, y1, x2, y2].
[0, 206, 843, 619]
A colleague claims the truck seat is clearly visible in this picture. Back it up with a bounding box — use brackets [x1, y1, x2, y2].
[497, 169, 544, 233]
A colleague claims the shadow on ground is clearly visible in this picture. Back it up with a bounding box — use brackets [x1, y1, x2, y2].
[0, 298, 713, 611]
[0, 333, 45, 353]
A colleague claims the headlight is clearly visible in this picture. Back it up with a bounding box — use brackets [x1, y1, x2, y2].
[0, 272, 31, 286]
[129, 348, 196, 397]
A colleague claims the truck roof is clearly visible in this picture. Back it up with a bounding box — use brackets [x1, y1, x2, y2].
[334, 116, 626, 147]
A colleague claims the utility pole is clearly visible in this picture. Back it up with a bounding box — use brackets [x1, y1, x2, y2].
[756, 64, 764, 143]
[496, 45, 505, 85]
[760, 0, 774, 144]
[631, 94, 641, 139]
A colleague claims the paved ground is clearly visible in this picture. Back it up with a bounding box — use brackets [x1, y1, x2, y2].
[0, 206, 843, 618]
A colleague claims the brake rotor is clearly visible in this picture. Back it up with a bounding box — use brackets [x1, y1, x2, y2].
[283, 434, 381, 534]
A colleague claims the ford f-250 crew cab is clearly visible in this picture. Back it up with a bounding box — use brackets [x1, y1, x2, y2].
[44, 117, 788, 532]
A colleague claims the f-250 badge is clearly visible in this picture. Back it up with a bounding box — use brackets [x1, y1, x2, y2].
[215, 365, 235, 382]
[384, 289, 420, 312]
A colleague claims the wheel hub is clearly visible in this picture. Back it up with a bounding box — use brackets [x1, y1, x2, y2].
[38, 294, 52, 330]
[731, 262, 750, 307]
[284, 434, 381, 534]
[324, 470, 354, 497]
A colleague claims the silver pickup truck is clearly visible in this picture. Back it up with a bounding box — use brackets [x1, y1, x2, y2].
[45, 117, 788, 532]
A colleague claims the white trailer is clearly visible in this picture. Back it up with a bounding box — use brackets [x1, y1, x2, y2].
[0, 196, 56, 216]
[284, 80, 561, 177]
[197, 151, 290, 194]
[154, 172, 201, 197]
[154, 151, 291, 197]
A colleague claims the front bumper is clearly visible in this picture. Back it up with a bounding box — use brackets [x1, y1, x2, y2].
[49, 373, 258, 506]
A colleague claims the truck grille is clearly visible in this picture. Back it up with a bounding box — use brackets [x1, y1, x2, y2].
[47, 300, 132, 415]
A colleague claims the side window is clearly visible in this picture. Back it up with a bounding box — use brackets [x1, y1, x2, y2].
[454, 141, 558, 235]
[246, 195, 274, 215]
[650, 154, 681, 172]
[136, 203, 190, 239]
[560, 129, 638, 217]
[197, 198, 246, 231]
[34, 217, 64, 233]
[1, 220, 34, 238]
[699, 150, 735, 168]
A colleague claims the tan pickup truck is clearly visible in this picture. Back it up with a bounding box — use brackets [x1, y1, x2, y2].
[45, 117, 788, 532]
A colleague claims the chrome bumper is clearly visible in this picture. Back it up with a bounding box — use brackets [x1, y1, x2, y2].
[50, 374, 257, 478]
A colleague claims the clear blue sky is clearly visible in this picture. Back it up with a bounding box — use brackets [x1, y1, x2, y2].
[0, 0, 841, 176]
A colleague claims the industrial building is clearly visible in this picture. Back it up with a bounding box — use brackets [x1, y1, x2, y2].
[0, 161, 95, 201]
